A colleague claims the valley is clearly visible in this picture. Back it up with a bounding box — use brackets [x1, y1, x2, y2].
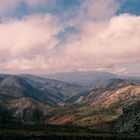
[0, 72, 140, 139]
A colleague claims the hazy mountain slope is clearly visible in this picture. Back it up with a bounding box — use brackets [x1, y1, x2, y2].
[73, 80, 140, 126]
[67, 79, 135, 104]
[122, 76, 140, 85]
[20, 74, 86, 104]
[48, 79, 140, 126]
[0, 74, 140, 129]
[0, 75, 56, 105]
[45, 71, 118, 86]
[0, 74, 86, 108]
[0, 74, 87, 123]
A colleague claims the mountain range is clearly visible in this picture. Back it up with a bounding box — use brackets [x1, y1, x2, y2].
[0, 72, 140, 133]
[45, 71, 118, 87]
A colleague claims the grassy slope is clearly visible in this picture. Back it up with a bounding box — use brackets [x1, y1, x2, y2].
[47, 105, 120, 127]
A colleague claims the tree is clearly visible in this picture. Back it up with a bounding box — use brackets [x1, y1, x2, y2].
[32, 108, 44, 125]
[0, 108, 14, 124]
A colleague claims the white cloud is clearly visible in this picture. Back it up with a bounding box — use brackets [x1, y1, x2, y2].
[0, 14, 62, 58]
[0, 0, 20, 13]
[0, 13, 63, 74]
[0, 0, 139, 76]
[57, 14, 140, 73]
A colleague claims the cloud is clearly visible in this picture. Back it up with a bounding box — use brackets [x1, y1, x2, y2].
[57, 14, 140, 73]
[78, 0, 119, 21]
[0, 0, 139, 76]
[0, 13, 62, 54]
[25, 0, 54, 8]
[0, 0, 20, 13]
[0, 0, 53, 13]
[1, 14, 140, 75]
[0, 13, 63, 73]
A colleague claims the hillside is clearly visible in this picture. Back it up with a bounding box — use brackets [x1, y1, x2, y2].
[0, 74, 85, 122]
[114, 101, 140, 133]
[45, 78, 140, 127]
[0, 74, 140, 133]
[46, 71, 118, 86]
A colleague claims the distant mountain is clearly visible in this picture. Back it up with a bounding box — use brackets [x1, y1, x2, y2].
[70, 78, 140, 108]
[0, 73, 140, 131]
[124, 77, 140, 84]
[0, 74, 85, 106]
[45, 71, 118, 86]
[46, 78, 140, 127]
[89, 83, 140, 109]
[20, 74, 85, 104]
[66, 78, 135, 104]
[0, 75, 56, 105]
[0, 74, 86, 122]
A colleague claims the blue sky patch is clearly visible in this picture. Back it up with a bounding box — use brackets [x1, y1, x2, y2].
[118, 0, 140, 15]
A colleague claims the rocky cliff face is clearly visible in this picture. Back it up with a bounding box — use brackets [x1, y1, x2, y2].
[114, 101, 140, 133]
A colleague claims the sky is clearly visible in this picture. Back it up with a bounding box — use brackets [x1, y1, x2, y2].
[0, 0, 140, 76]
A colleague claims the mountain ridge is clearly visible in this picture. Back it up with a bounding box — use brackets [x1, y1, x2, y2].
[0, 73, 139, 132]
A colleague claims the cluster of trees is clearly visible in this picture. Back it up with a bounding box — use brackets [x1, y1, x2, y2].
[0, 108, 15, 124]
[32, 108, 45, 125]
[0, 107, 45, 125]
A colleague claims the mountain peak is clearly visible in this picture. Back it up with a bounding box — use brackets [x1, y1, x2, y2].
[0, 76, 24, 88]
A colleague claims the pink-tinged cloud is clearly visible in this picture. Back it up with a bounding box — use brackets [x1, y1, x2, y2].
[25, 0, 54, 7]
[63, 0, 119, 28]
[0, 14, 62, 58]
[79, 0, 119, 21]
[48, 14, 140, 75]
[0, 14, 140, 75]
[58, 14, 140, 71]
[0, 0, 139, 76]
[0, 0, 19, 12]
[0, 0, 52, 13]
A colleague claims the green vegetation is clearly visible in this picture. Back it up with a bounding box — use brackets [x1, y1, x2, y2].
[0, 124, 140, 140]
[74, 106, 119, 124]
[0, 107, 139, 139]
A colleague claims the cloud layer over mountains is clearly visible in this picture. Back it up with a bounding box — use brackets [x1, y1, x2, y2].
[0, 0, 139, 75]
